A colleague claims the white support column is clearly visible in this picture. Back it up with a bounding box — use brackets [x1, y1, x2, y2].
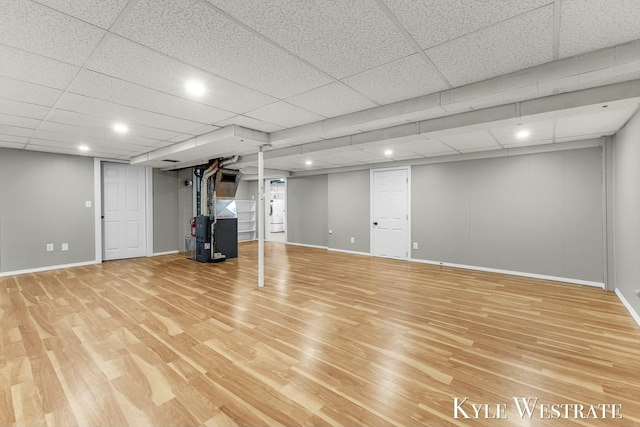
[258, 147, 265, 288]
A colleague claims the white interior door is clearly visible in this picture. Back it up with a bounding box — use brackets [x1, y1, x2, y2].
[102, 163, 147, 260]
[372, 168, 409, 259]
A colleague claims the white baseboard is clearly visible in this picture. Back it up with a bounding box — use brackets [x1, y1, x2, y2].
[285, 242, 328, 250]
[409, 258, 605, 288]
[0, 260, 100, 277]
[615, 288, 640, 328]
[328, 248, 371, 256]
[151, 250, 179, 257]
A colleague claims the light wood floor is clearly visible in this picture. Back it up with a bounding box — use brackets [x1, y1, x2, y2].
[1, 242, 639, 427]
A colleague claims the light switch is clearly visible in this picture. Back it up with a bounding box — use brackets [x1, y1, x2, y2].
[85, 201, 92, 208]
[61, 243, 69, 251]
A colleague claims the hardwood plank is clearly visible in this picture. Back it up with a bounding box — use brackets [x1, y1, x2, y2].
[1, 241, 639, 426]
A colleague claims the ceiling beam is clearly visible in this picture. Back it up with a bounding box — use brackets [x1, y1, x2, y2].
[235, 79, 640, 168]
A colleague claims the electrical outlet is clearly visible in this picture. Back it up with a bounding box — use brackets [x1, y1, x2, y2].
[350, 237, 355, 243]
[413, 242, 418, 250]
[85, 200, 92, 208]
[46, 243, 54, 252]
[61, 243, 69, 251]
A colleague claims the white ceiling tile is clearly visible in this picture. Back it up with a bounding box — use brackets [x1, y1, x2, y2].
[245, 102, 324, 128]
[426, 6, 554, 86]
[29, 132, 156, 153]
[0, 0, 105, 66]
[360, 145, 420, 161]
[342, 54, 449, 104]
[302, 151, 366, 166]
[263, 159, 303, 171]
[33, 0, 130, 29]
[114, 0, 332, 98]
[502, 139, 553, 149]
[55, 93, 206, 133]
[399, 138, 458, 156]
[206, 0, 415, 79]
[0, 114, 41, 129]
[0, 125, 34, 138]
[188, 125, 220, 135]
[215, 115, 285, 133]
[0, 76, 62, 106]
[458, 145, 502, 154]
[559, 0, 640, 58]
[86, 36, 278, 114]
[555, 106, 637, 138]
[0, 140, 26, 149]
[437, 130, 501, 151]
[352, 133, 420, 149]
[0, 44, 79, 90]
[0, 134, 29, 144]
[385, 0, 549, 49]
[68, 70, 235, 124]
[36, 121, 180, 144]
[287, 82, 377, 118]
[490, 120, 553, 146]
[337, 148, 389, 163]
[0, 99, 50, 119]
[46, 108, 119, 128]
[26, 143, 120, 158]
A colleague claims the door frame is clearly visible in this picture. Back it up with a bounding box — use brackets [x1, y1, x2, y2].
[93, 158, 153, 263]
[264, 178, 287, 242]
[369, 166, 411, 259]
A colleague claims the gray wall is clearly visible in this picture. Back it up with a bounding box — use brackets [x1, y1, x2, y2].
[152, 169, 178, 253]
[287, 175, 328, 247]
[177, 168, 194, 251]
[235, 179, 258, 201]
[328, 170, 370, 252]
[613, 109, 640, 315]
[0, 148, 95, 272]
[411, 147, 604, 282]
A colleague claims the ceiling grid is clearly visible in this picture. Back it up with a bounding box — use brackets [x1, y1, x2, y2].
[0, 0, 638, 169]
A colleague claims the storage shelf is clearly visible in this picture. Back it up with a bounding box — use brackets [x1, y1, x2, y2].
[236, 199, 256, 241]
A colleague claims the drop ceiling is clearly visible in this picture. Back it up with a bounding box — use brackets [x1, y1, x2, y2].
[0, 0, 639, 171]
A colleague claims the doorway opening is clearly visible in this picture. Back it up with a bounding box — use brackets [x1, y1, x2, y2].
[265, 178, 286, 243]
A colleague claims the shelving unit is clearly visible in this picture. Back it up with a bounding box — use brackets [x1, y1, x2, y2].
[236, 199, 256, 242]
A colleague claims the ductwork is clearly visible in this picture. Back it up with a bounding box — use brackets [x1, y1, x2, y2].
[199, 157, 243, 214]
[214, 168, 242, 198]
[201, 159, 219, 215]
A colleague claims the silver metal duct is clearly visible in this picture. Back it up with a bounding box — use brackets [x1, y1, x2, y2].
[214, 169, 242, 198]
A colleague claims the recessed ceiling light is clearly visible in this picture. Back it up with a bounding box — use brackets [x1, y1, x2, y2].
[516, 129, 530, 139]
[78, 144, 89, 152]
[113, 123, 129, 134]
[384, 149, 393, 156]
[185, 80, 206, 97]
[305, 160, 312, 166]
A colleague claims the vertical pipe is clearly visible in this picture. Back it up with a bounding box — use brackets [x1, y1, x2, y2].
[258, 147, 265, 288]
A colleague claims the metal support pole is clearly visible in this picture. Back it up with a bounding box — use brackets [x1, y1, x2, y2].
[258, 147, 265, 288]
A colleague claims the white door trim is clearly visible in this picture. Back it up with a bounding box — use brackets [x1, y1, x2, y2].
[369, 166, 411, 259]
[145, 166, 153, 257]
[93, 159, 152, 263]
[264, 179, 271, 242]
